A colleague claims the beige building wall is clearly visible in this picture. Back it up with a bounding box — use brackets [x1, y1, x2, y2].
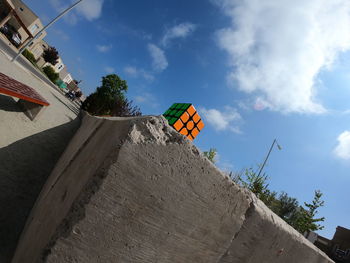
[26, 17, 47, 44]
[29, 39, 48, 60]
[36, 56, 46, 68]
[11, 0, 38, 28]
[53, 57, 64, 73]
[63, 73, 73, 84]
[4, 0, 46, 48]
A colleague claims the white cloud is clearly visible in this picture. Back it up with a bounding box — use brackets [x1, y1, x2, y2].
[213, 0, 350, 114]
[144, 22, 195, 74]
[161, 22, 197, 46]
[334, 131, 350, 160]
[49, 0, 103, 23]
[76, 0, 104, 21]
[253, 97, 272, 111]
[104, 66, 115, 73]
[199, 106, 242, 133]
[123, 66, 154, 81]
[96, 44, 112, 53]
[49, 0, 63, 11]
[124, 66, 138, 77]
[147, 44, 168, 72]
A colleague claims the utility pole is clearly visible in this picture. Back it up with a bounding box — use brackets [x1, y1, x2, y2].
[12, 0, 84, 62]
[256, 139, 282, 178]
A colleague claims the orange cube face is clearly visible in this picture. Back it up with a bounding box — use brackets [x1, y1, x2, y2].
[163, 103, 204, 141]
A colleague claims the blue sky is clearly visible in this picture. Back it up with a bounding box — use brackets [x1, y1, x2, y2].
[26, 0, 350, 238]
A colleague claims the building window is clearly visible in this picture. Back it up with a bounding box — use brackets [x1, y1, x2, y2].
[20, 7, 24, 11]
[58, 65, 63, 70]
[30, 24, 39, 34]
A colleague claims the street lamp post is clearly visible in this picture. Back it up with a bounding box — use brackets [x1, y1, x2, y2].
[256, 139, 282, 178]
[11, 0, 84, 62]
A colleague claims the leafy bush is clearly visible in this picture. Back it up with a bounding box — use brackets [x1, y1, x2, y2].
[22, 49, 36, 65]
[231, 166, 325, 234]
[42, 46, 59, 65]
[203, 148, 217, 163]
[43, 65, 59, 83]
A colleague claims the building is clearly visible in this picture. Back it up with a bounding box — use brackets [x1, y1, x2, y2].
[52, 57, 64, 73]
[67, 80, 79, 92]
[312, 226, 350, 262]
[29, 39, 48, 60]
[0, 0, 46, 50]
[59, 66, 73, 84]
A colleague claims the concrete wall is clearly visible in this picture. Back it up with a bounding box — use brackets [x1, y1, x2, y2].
[0, 118, 81, 263]
[11, 114, 334, 263]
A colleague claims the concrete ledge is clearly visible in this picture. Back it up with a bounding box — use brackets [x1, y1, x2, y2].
[11, 113, 334, 263]
[219, 197, 332, 263]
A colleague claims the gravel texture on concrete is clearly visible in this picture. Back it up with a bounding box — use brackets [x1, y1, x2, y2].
[11, 114, 334, 263]
[0, 51, 80, 262]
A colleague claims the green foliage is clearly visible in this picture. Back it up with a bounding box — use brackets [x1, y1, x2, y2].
[291, 190, 325, 234]
[23, 49, 36, 65]
[203, 148, 217, 163]
[42, 46, 59, 65]
[235, 166, 325, 234]
[205, 145, 326, 235]
[43, 65, 59, 83]
[82, 74, 141, 117]
[111, 96, 142, 117]
[236, 168, 278, 206]
[274, 192, 300, 224]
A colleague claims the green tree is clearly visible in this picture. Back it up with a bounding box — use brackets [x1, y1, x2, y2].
[203, 148, 217, 163]
[274, 192, 300, 225]
[43, 65, 59, 83]
[82, 74, 141, 117]
[111, 96, 141, 117]
[42, 46, 59, 65]
[292, 190, 325, 234]
[239, 167, 272, 202]
[235, 167, 325, 235]
[23, 49, 36, 65]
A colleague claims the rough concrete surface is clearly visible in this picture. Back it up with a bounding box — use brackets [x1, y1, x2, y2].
[218, 197, 332, 263]
[11, 114, 334, 263]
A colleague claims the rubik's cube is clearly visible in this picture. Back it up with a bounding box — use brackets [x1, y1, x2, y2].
[163, 103, 204, 141]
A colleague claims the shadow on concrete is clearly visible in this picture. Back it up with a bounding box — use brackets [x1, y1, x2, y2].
[0, 94, 22, 112]
[50, 92, 80, 116]
[0, 118, 81, 263]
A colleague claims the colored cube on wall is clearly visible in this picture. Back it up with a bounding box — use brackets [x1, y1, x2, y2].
[163, 103, 204, 141]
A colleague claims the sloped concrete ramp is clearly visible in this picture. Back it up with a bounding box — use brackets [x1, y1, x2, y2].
[11, 114, 333, 263]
